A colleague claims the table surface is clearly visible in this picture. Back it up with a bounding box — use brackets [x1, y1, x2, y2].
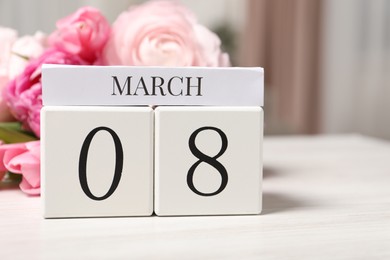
[1, 135, 390, 260]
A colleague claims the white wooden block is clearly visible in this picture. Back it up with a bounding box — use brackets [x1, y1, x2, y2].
[41, 106, 153, 218]
[42, 65, 264, 107]
[154, 107, 263, 216]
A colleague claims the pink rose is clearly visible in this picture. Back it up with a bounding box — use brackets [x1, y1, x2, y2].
[0, 27, 18, 91]
[8, 31, 48, 79]
[49, 6, 110, 64]
[102, 0, 230, 67]
[0, 141, 41, 195]
[0, 28, 47, 122]
[0, 27, 17, 122]
[4, 49, 87, 137]
[0, 28, 47, 92]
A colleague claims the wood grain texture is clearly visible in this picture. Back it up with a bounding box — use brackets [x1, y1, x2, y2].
[1, 135, 389, 259]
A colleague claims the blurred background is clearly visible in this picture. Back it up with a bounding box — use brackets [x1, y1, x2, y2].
[1, 0, 389, 140]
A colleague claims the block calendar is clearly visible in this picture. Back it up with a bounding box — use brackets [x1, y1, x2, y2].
[41, 65, 264, 218]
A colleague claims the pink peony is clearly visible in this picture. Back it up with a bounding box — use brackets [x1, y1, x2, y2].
[4, 49, 87, 137]
[0, 27, 47, 122]
[0, 141, 40, 195]
[102, 0, 230, 67]
[49, 6, 110, 64]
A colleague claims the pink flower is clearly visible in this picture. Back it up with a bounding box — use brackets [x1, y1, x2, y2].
[0, 27, 47, 122]
[0, 141, 41, 195]
[8, 31, 48, 79]
[0, 27, 17, 92]
[4, 49, 87, 137]
[0, 141, 5, 182]
[49, 6, 110, 64]
[102, 0, 230, 67]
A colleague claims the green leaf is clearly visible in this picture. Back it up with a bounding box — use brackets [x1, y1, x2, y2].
[0, 122, 22, 131]
[0, 124, 37, 144]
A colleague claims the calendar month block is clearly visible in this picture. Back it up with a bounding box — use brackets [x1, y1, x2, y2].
[42, 65, 264, 107]
[154, 106, 263, 216]
[41, 106, 154, 218]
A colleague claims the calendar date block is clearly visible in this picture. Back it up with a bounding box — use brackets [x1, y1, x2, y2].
[154, 107, 263, 216]
[41, 106, 154, 218]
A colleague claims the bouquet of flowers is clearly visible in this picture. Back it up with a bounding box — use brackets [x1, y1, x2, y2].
[0, 0, 230, 195]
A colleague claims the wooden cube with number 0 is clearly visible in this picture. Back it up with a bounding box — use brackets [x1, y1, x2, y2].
[154, 107, 263, 216]
[42, 106, 154, 218]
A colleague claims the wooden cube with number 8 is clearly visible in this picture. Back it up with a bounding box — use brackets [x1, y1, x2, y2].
[42, 106, 154, 218]
[154, 106, 263, 216]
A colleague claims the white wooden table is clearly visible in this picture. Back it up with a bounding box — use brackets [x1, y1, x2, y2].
[1, 135, 389, 259]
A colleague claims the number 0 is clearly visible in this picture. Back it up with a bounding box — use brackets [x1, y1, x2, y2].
[79, 127, 124, 201]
